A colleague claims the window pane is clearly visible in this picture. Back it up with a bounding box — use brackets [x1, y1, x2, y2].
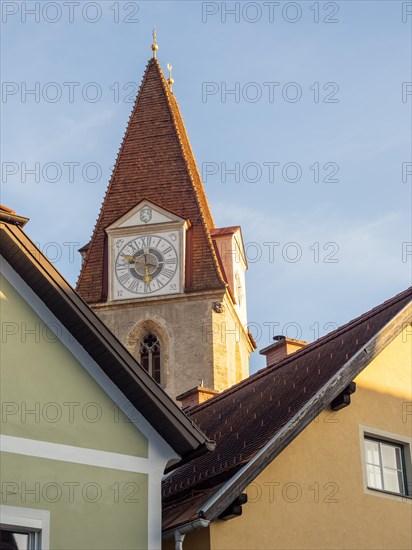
[153, 353, 161, 384]
[365, 440, 381, 466]
[366, 463, 383, 489]
[0, 530, 30, 550]
[381, 443, 402, 470]
[140, 354, 149, 372]
[383, 468, 403, 494]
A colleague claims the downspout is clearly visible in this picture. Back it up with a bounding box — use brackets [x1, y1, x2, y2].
[164, 518, 210, 550]
[174, 531, 185, 550]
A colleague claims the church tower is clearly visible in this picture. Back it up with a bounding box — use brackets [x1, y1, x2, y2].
[77, 40, 255, 401]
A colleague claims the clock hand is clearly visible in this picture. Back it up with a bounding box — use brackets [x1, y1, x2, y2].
[121, 252, 156, 278]
[144, 264, 152, 285]
[121, 254, 136, 263]
[121, 255, 148, 266]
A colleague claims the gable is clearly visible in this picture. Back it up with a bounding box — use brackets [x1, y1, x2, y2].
[208, 327, 412, 550]
[107, 200, 186, 230]
[0, 269, 149, 457]
[162, 287, 412, 531]
[0, 214, 213, 550]
[355, 323, 412, 397]
[0, 221, 212, 460]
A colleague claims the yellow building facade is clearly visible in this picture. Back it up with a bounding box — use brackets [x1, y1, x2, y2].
[207, 326, 412, 549]
[163, 292, 412, 550]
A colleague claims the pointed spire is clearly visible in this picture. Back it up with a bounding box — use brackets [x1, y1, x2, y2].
[151, 27, 158, 59]
[77, 58, 225, 302]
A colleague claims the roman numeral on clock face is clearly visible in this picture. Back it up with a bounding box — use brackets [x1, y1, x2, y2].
[162, 268, 175, 279]
[140, 236, 151, 247]
[119, 273, 131, 285]
[129, 240, 139, 252]
[115, 233, 179, 297]
[128, 279, 139, 292]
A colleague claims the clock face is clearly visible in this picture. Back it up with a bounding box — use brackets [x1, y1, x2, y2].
[114, 234, 179, 297]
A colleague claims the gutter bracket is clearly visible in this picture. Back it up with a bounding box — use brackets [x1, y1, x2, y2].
[331, 382, 357, 411]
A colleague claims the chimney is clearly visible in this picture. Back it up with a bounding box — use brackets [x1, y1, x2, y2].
[176, 385, 219, 410]
[260, 335, 308, 368]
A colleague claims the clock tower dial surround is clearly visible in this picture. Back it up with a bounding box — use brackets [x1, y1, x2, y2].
[106, 201, 188, 302]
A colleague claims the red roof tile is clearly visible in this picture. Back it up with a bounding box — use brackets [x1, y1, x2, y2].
[77, 58, 225, 302]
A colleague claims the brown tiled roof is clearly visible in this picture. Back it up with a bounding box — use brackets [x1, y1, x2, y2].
[77, 58, 225, 302]
[162, 286, 412, 530]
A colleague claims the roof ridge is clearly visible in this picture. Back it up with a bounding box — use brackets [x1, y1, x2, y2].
[156, 63, 227, 288]
[188, 285, 412, 414]
[167, 90, 215, 229]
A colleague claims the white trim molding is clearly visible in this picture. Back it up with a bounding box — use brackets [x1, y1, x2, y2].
[0, 435, 151, 474]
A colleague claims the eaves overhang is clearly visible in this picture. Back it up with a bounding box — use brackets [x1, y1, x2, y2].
[0, 222, 215, 459]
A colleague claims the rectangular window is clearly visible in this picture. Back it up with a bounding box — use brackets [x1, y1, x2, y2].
[0, 527, 41, 549]
[0, 506, 49, 550]
[364, 437, 408, 496]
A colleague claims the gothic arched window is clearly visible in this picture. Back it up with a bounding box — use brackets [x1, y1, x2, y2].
[139, 333, 161, 384]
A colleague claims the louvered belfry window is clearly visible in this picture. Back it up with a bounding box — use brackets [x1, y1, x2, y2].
[140, 333, 161, 384]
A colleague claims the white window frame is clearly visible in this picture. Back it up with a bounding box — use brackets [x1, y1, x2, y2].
[359, 425, 412, 502]
[0, 506, 50, 550]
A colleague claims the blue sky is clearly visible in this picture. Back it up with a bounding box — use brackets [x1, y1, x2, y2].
[1, 1, 411, 372]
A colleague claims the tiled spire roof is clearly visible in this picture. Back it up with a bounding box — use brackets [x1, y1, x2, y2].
[77, 58, 225, 302]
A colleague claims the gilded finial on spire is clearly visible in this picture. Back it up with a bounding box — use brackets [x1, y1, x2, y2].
[167, 63, 174, 92]
[151, 27, 158, 59]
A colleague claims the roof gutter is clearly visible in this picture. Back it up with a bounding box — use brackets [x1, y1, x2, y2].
[163, 519, 210, 550]
[0, 211, 29, 227]
[198, 299, 412, 521]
